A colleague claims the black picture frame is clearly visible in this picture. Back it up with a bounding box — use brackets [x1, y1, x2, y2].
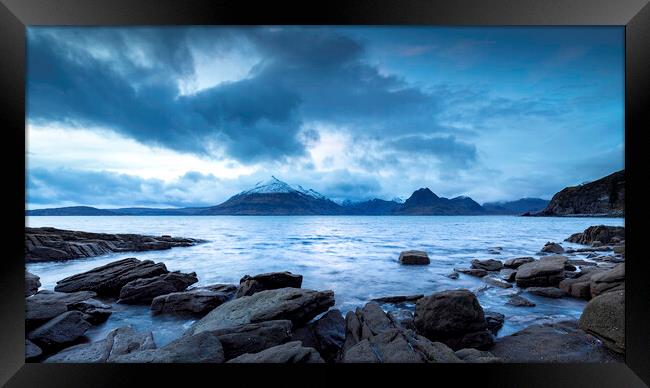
[1, 0, 649, 386]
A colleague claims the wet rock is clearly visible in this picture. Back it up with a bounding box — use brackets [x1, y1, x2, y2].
[151, 288, 229, 316]
[566, 225, 625, 245]
[579, 290, 624, 354]
[491, 321, 621, 362]
[454, 267, 488, 278]
[25, 290, 97, 329]
[506, 295, 535, 307]
[25, 339, 42, 361]
[446, 271, 459, 280]
[25, 227, 202, 263]
[227, 341, 324, 363]
[515, 255, 567, 287]
[111, 332, 225, 363]
[526, 287, 566, 299]
[207, 320, 292, 360]
[559, 267, 604, 299]
[45, 326, 156, 363]
[54, 258, 169, 296]
[25, 271, 41, 297]
[68, 299, 112, 325]
[483, 276, 512, 289]
[189, 288, 335, 334]
[503, 257, 535, 269]
[28, 311, 91, 352]
[564, 263, 577, 271]
[484, 311, 505, 335]
[343, 302, 396, 352]
[118, 271, 198, 304]
[292, 310, 345, 362]
[414, 289, 493, 350]
[388, 310, 416, 331]
[235, 271, 303, 298]
[499, 268, 517, 282]
[590, 263, 624, 298]
[371, 294, 424, 304]
[455, 348, 502, 363]
[471, 259, 503, 271]
[487, 247, 503, 255]
[398, 250, 430, 265]
[541, 242, 565, 254]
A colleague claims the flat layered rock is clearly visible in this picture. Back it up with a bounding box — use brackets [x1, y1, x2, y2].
[503, 257, 535, 269]
[189, 288, 335, 335]
[526, 287, 566, 299]
[118, 271, 198, 304]
[111, 332, 225, 363]
[371, 294, 424, 304]
[25, 227, 202, 262]
[227, 341, 324, 363]
[204, 320, 292, 360]
[68, 299, 113, 325]
[26, 290, 97, 329]
[471, 259, 503, 271]
[398, 250, 430, 265]
[515, 255, 567, 288]
[559, 267, 605, 299]
[25, 271, 41, 297]
[579, 290, 624, 353]
[54, 258, 169, 296]
[590, 263, 624, 297]
[236, 271, 303, 298]
[28, 311, 91, 352]
[151, 288, 230, 315]
[491, 321, 621, 362]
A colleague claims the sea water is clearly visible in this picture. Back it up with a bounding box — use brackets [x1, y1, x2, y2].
[26, 215, 624, 346]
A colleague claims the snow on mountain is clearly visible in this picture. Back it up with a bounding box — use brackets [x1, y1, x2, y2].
[237, 176, 329, 200]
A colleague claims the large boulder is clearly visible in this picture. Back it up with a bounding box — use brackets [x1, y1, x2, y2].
[205, 320, 293, 360]
[25, 271, 41, 297]
[559, 267, 605, 299]
[151, 288, 230, 316]
[471, 259, 503, 271]
[292, 309, 345, 362]
[566, 225, 625, 245]
[45, 326, 155, 363]
[541, 242, 564, 254]
[25, 290, 97, 329]
[590, 263, 624, 297]
[110, 332, 225, 363]
[503, 257, 535, 269]
[227, 341, 324, 363]
[342, 302, 397, 353]
[579, 290, 624, 353]
[118, 271, 198, 304]
[54, 258, 169, 296]
[236, 271, 303, 298]
[188, 288, 335, 334]
[28, 311, 91, 352]
[515, 255, 567, 288]
[491, 321, 621, 362]
[398, 250, 430, 265]
[414, 289, 493, 350]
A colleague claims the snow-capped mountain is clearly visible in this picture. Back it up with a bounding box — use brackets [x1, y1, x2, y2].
[236, 176, 328, 200]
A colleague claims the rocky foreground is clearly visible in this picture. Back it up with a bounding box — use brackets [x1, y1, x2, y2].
[25, 227, 204, 262]
[24, 225, 625, 363]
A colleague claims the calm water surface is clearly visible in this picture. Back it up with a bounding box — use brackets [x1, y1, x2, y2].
[26, 215, 624, 346]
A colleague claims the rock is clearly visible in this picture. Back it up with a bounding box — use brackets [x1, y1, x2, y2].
[310, 309, 346, 362]
[506, 295, 536, 307]
[590, 263, 624, 297]
[203, 283, 238, 294]
[446, 271, 459, 279]
[25, 339, 42, 361]
[471, 259, 503, 271]
[371, 294, 424, 304]
[515, 255, 567, 287]
[559, 267, 604, 299]
[414, 289, 493, 350]
[25, 290, 97, 329]
[54, 257, 169, 296]
[25, 271, 41, 297]
[567, 259, 597, 267]
[526, 287, 566, 299]
[566, 225, 625, 245]
[45, 326, 155, 363]
[398, 250, 430, 265]
[454, 267, 488, 278]
[613, 245, 625, 254]
[25, 227, 202, 263]
[235, 271, 303, 298]
[204, 320, 292, 360]
[564, 263, 577, 271]
[579, 290, 624, 353]
[455, 348, 502, 363]
[151, 288, 230, 316]
[343, 302, 396, 352]
[68, 299, 112, 324]
[491, 321, 621, 362]
[118, 271, 198, 304]
[541, 242, 564, 254]
[503, 257, 535, 269]
[484, 311, 505, 335]
[28, 311, 91, 351]
[487, 247, 502, 255]
[189, 288, 335, 334]
[227, 341, 324, 363]
[483, 277, 512, 289]
[111, 332, 225, 363]
[499, 268, 517, 282]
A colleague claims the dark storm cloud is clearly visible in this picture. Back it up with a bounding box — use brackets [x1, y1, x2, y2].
[388, 135, 477, 168]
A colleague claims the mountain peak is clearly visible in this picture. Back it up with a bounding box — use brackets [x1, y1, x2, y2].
[238, 176, 328, 200]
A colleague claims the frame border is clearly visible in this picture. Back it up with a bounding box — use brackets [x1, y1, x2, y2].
[1, 0, 648, 386]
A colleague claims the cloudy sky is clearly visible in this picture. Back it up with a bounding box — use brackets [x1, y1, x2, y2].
[26, 26, 624, 209]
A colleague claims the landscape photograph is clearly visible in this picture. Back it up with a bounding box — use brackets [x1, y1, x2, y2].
[25, 26, 625, 363]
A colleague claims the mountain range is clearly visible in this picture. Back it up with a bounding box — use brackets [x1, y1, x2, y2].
[26, 176, 551, 216]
